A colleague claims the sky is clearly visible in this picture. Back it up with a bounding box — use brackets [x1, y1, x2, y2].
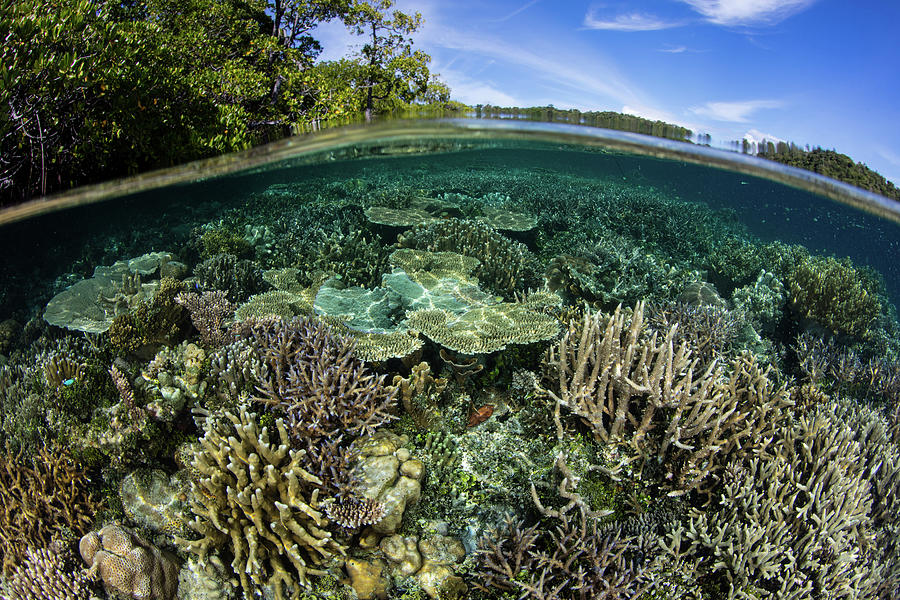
[313, 0, 900, 185]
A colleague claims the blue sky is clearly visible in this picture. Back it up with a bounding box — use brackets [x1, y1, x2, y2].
[315, 0, 900, 184]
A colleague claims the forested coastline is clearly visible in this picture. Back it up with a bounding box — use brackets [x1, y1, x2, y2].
[1, 1, 896, 206]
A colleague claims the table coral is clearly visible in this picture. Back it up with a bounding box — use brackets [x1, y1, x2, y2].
[406, 300, 559, 355]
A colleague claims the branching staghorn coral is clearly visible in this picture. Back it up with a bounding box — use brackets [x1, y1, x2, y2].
[0, 445, 100, 576]
[540, 302, 791, 497]
[678, 396, 895, 600]
[474, 509, 652, 600]
[176, 405, 346, 600]
[650, 301, 743, 366]
[175, 290, 234, 347]
[250, 316, 397, 442]
[0, 542, 94, 600]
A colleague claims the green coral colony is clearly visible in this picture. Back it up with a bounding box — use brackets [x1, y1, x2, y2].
[1, 137, 900, 600]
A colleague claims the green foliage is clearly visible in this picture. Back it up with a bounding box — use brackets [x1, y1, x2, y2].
[0, 0, 222, 203]
[758, 145, 900, 201]
[0, 0, 446, 204]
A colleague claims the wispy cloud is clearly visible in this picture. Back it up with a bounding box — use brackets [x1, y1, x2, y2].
[659, 45, 688, 53]
[489, 0, 542, 23]
[690, 99, 783, 122]
[426, 25, 646, 108]
[438, 69, 521, 106]
[679, 0, 818, 26]
[583, 8, 682, 31]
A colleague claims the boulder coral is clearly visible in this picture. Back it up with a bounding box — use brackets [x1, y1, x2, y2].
[80, 524, 180, 600]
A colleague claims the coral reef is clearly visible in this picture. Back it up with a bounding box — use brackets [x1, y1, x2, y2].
[650, 301, 744, 365]
[80, 523, 180, 600]
[175, 291, 234, 347]
[542, 302, 791, 494]
[175, 555, 238, 600]
[119, 469, 192, 538]
[107, 277, 187, 353]
[474, 510, 652, 600]
[679, 397, 898, 598]
[44, 252, 176, 334]
[353, 432, 424, 535]
[177, 405, 346, 599]
[406, 298, 559, 355]
[0, 444, 100, 576]
[731, 269, 786, 335]
[250, 316, 398, 441]
[380, 533, 467, 599]
[135, 342, 207, 420]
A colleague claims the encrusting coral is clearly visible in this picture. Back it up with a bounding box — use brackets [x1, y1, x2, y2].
[176, 405, 346, 600]
[80, 523, 180, 600]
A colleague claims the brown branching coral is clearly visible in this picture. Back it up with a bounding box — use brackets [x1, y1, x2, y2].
[787, 254, 882, 339]
[650, 301, 743, 366]
[250, 316, 397, 441]
[176, 405, 346, 600]
[175, 290, 235, 347]
[680, 397, 893, 599]
[0, 445, 100, 576]
[0, 542, 94, 600]
[475, 509, 652, 600]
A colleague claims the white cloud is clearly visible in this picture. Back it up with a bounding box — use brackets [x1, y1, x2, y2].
[690, 99, 783, 122]
[583, 9, 681, 31]
[742, 128, 786, 152]
[679, 0, 818, 26]
[659, 45, 688, 53]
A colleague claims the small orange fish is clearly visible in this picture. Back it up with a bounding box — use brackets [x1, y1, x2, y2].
[467, 404, 494, 427]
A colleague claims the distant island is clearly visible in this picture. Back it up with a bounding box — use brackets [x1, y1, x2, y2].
[472, 105, 900, 202]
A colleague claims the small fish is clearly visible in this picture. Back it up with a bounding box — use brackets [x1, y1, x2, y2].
[63, 378, 76, 386]
[467, 404, 494, 427]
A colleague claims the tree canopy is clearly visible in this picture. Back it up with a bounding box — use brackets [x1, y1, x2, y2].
[0, 0, 457, 205]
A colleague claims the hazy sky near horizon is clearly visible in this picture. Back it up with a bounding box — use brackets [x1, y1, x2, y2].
[315, 0, 900, 185]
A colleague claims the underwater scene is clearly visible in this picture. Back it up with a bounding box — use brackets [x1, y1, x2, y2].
[1, 122, 899, 600]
